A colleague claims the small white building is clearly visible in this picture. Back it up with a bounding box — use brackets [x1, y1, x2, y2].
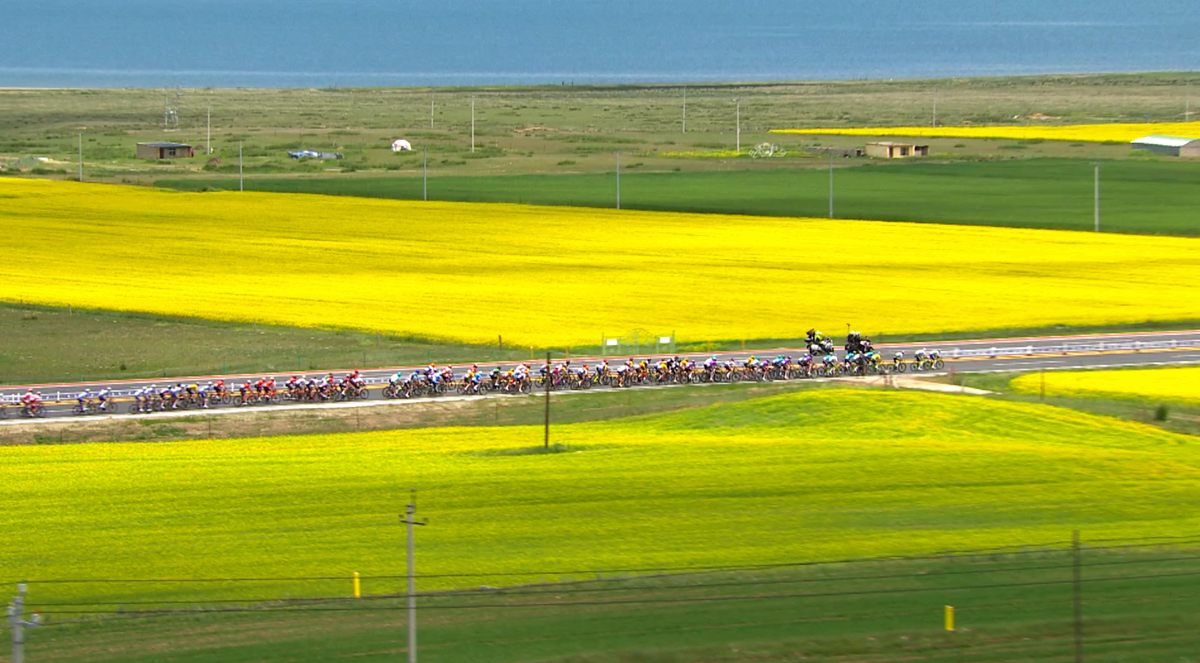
[865, 141, 928, 159]
[1130, 135, 1200, 157]
[391, 139, 413, 152]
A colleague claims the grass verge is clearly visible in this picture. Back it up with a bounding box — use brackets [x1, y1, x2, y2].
[23, 543, 1200, 663]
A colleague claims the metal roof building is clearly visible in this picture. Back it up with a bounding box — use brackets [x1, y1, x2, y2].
[1130, 135, 1200, 157]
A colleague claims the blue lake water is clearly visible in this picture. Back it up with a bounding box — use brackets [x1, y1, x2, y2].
[2, 0, 1198, 88]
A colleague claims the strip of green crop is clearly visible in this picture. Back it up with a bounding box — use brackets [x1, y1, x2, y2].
[157, 159, 1200, 236]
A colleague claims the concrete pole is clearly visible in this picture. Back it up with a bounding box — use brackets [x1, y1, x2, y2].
[10, 582, 27, 663]
[1073, 530, 1083, 663]
[735, 98, 741, 154]
[544, 352, 551, 448]
[407, 501, 417, 663]
[682, 87, 687, 134]
[828, 151, 834, 219]
[615, 151, 620, 209]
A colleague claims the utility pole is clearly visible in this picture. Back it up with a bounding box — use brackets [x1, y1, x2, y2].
[682, 86, 687, 134]
[1093, 163, 1100, 233]
[78, 133, 83, 182]
[239, 140, 244, 192]
[615, 151, 620, 209]
[544, 351, 551, 449]
[471, 97, 475, 154]
[8, 581, 42, 663]
[735, 98, 741, 154]
[828, 151, 834, 219]
[422, 146, 428, 202]
[400, 494, 427, 663]
[1072, 530, 1083, 663]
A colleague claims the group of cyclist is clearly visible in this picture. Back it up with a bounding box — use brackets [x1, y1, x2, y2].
[5, 331, 948, 417]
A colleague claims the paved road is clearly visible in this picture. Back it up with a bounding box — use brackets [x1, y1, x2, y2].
[3, 330, 1198, 421]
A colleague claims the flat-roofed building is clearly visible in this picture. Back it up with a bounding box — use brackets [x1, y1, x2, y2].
[865, 142, 929, 159]
[136, 142, 193, 159]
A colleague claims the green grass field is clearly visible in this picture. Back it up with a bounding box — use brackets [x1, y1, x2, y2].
[156, 158, 1200, 236]
[3, 73, 1198, 187]
[23, 543, 1200, 663]
[2, 301, 1198, 387]
[0, 303, 543, 386]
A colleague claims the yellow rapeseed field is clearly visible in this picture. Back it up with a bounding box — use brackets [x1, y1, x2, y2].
[3, 178, 1200, 346]
[772, 122, 1200, 143]
[1012, 367, 1200, 404]
[6, 390, 1200, 605]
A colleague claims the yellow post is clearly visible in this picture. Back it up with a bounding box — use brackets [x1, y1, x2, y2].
[945, 605, 955, 632]
[353, 571, 361, 599]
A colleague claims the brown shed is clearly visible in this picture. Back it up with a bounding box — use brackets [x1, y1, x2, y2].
[865, 142, 929, 159]
[136, 142, 194, 159]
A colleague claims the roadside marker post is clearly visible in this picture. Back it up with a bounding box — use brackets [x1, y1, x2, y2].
[944, 605, 954, 632]
[353, 572, 361, 599]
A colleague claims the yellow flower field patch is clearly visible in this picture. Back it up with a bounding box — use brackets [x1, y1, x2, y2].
[2, 178, 1199, 346]
[772, 122, 1200, 144]
[1012, 366, 1200, 405]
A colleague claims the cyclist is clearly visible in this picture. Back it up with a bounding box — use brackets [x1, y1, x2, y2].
[158, 384, 174, 408]
[21, 389, 41, 416]
[96, 387, 111, 412]
[238, 381, 252, 405]
[75, 388, 93, 413]
[198, 382, 213, 408]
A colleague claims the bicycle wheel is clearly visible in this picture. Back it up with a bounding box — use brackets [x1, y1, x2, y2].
[896, 363, 907, 373]
[933, 359, 945, 370]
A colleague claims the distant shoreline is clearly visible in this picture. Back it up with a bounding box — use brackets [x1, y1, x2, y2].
[0, 70, 1193, 92]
